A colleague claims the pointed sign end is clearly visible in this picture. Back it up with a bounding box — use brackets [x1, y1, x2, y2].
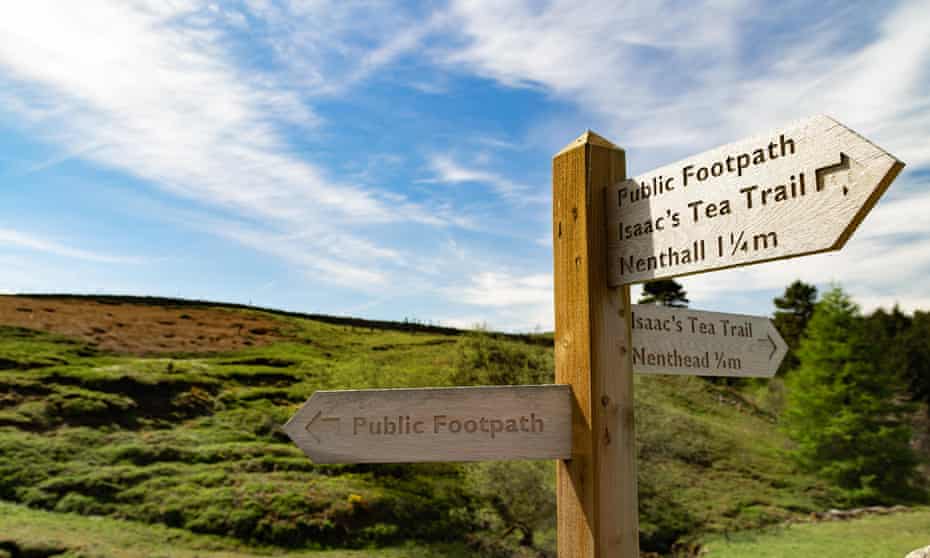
[282, 395, 329, 464]
[280, 416, 300, 444]
[831, 157, 906, 251]
[766, 322, 790, 376]
[282, 391, 326, 444]
[555, 130, 623, 157]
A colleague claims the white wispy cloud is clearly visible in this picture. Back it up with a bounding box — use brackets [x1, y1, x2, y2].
[442, 271, 554, 331]
[0, 255, 86, 294]
[0, 228, 144, 264]
[442, 0, 930, 318]
[238, 1, 446, 95]
[2, 0, 927, 330]
[437, 315, 492, 331]
[0, 1, 388, 223]
[444, 0, 930, 168]
[459, 271, 553, 307]
[16, 141, 104, 176]
[0, 0, 465, 292]
[132, 191, 474, 297]
[424, 154, 546, 204]
[212, 223, 390, 288]
[472, 136, 525, 151]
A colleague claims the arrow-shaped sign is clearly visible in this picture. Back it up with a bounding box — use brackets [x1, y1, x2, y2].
[630, 304, 788, 378]
[303, 410, 341, 443]
[606, 115, 904, 285]
[283, 385, 571, 464]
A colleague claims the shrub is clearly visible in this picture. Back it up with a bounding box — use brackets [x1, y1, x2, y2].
[451, 332, 553, 387]
[464, 460, 555, 551]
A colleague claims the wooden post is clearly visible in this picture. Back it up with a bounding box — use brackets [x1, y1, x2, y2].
[553, 131, 639, 557]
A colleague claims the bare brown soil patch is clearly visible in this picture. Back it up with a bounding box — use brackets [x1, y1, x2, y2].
[0, 296, 291, 355]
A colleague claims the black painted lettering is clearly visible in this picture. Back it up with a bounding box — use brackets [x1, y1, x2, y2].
[740, 185, 758, 208]
[780, 134, 795, 156]
[683, 165, 695, 186]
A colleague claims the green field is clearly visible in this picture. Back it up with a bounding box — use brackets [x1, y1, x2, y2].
[0, 500, 470, 558]
[702, 508, 930, 557]
[0, 295, 922, 556]
[3, 501, 926, 558]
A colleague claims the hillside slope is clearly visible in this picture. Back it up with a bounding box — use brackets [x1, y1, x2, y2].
[0, 295, 839, 555]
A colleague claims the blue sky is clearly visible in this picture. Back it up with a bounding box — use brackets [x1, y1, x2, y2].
[1, 0, 928, 331]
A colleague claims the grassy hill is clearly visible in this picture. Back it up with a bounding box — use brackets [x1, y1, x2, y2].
[0, 294, 893, 556]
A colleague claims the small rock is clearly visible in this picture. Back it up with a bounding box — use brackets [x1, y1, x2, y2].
[905, 545, 930, 558]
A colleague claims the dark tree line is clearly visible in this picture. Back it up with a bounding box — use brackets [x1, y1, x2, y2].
[863, 307, 930, 414]
[782, 288, 923, 503]
[772, 280, 930, 413]
[767, 281, 928, 504]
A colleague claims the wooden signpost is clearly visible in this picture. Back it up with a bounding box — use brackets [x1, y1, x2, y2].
[284, 114, 903, 558]
[552, 132, 638, 558]
[283, 385, 571, 464]
[550, 117, 900, 558]
[630, 304, 787, 378]
[606, 115, 904, 285]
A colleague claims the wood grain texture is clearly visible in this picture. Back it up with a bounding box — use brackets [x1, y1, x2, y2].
[606, 115, 904, 285]
[553, 131, 639, 558]
[630, 304, 788, 377]
[283, 385, 571, 464]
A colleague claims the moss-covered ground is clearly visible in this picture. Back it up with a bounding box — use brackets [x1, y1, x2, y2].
[0, 500, 471, 558]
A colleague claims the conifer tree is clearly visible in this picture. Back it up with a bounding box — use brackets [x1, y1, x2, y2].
[783, 287, 920, 503]
[773, 280, 817, 374]
[903, 312, 930, 412]
[639, 279, 689, 307]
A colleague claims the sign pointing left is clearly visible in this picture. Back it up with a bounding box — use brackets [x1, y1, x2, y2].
[283, 385, 572, 464]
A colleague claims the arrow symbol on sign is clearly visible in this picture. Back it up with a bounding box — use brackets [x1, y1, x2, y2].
[304, 410, 340, 443]
[766, 334, 777, 361]
[815, 152, 851, 195]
